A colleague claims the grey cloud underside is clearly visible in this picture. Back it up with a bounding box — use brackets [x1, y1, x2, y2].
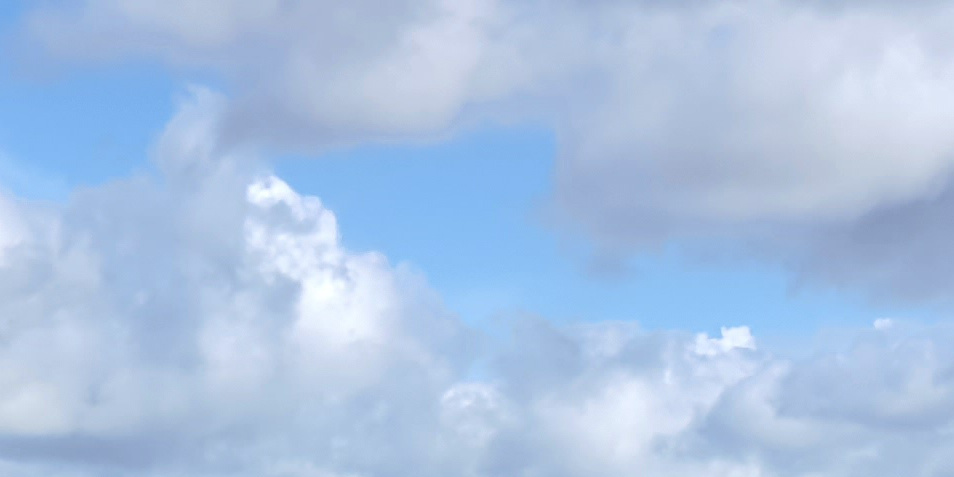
[24, 0, 954, 303]
[794, 178, 954, 305]
[1, 93, 954, 476]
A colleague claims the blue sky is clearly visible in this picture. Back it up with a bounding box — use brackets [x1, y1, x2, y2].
[1, 53, 932, 346]
[276, 128, 934, 337]
[3, 2, 954, 476]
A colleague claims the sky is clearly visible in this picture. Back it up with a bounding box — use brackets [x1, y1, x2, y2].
[2, 1, 954, 476]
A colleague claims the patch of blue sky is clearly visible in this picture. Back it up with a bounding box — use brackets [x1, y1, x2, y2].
[275, 126, 939, 346]
[0, 0, 24, 28]
[0, 59, 182, 199]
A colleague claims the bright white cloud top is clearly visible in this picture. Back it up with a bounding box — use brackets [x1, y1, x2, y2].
[0, 89, 953, 477]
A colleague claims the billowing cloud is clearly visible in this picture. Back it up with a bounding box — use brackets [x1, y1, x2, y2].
[1, 91, 954, 476]
[21, 0, 954, 303]
[0, 91, 473, 476]
[482, 320, 954, 477]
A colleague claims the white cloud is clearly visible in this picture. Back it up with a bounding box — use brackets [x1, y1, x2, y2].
[21, 0, 954, 302]
[695, 326, 758, 357]
[2, 82, 954, 477]
[874, 318, 894, 330]
[0, 192, 22, 262]
[480, 319, 954, 477]
[0, 91, 472, 475]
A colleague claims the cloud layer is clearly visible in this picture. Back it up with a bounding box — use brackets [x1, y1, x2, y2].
[22, 0, 954, 303]
[1, 90, 954, 477]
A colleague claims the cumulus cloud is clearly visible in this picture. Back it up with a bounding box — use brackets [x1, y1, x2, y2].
[4, 53, 954, 477]
[3, 92, 954, 476]
[482, 319, 954, 477]
[20, 0, 954, 303]
[0, 91, 473, 476]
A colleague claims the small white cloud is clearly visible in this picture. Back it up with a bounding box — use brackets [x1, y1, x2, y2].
[695, 326, 757, 357]
[874, 318, 895, 331]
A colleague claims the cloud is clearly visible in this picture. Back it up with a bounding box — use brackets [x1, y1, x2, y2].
[791, 182, 954, 304]
[2, 90, 954, 475]
[0, 88, 954, 477]
[20, 0, 954, 304]
[12, 0, 954, 469]
[25, 0, 515, 147]
[0, 90, 473, 476]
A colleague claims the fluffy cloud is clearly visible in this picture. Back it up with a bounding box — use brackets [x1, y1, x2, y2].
[22, 0, 954, 303]
[3, 94, 954, 476]
[481, 320, 954, 477]
[0, 91, 473, 476]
